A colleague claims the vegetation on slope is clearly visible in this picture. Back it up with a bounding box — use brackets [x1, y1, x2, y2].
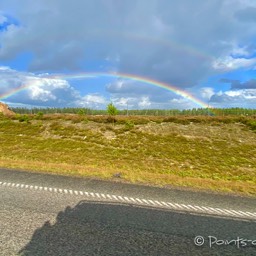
[0, 113, 255, 196]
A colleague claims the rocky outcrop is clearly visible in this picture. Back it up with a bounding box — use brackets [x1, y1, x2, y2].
[0, 102, 15, 116]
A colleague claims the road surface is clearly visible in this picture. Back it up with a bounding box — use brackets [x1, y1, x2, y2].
[0, 168, 255, 255]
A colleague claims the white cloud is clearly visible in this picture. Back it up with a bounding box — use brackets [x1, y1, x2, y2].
[138, 96, 151, 108]
[82, 94, 106, 105]
[112, 97, 130, 107]
[210, 88, 256, 107]
[225, 89, 256, 98]
[0, 66, 81, 106]
[0, 66, 11, 70]
[200, 87, 215, 100]
[231, 44, 254, 58]
[212, 56, 256, 70]
[0, 14, 7, 24]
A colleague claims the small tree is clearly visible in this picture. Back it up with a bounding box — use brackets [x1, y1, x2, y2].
[107, 102, 118, 125]
[107, 102, 118, 116]
[77, 108, 85, 115]
[36, 111, 44, 119]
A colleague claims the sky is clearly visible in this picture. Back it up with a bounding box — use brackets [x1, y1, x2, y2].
[0, 0, 256, 110]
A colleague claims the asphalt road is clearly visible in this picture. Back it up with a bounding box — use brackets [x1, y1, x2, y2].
[0, 168, 255, 256]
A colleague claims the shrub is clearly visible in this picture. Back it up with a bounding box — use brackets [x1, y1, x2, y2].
[36, 111, 44, 119]
[245, 120, 256, 131]
[107, 116, 117, 124]
[17, 114, 30, 123]
[77, 109, 85, 115]
[125, 120, 135, 130]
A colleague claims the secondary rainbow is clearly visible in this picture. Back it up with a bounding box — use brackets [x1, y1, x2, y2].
[0, 71, 213, 109]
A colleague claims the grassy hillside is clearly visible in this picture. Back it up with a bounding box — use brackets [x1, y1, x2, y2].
[0, 113, 255, 196]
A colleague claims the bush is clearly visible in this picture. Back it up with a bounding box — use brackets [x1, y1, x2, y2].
[244, 120, 256, 131]
[36, 111, 44, 119]
[17, 114, 30, 123]
[125, 120, 135, 129]
[77, 109, 85, 115]
[107, 116, 117, 124]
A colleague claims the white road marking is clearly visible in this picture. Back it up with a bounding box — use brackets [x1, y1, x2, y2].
[112, 195, 118, 200]
[129, 197, 137, 203]
[118, 196, 125, 201]
[148, 200, 156, 205]
[142, 199, 150, 205]
[0, 180, 255, 220]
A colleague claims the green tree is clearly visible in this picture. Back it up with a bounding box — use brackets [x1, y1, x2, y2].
[77, 108, 85, 115]
[36, 111, 44, 119]
[107, 102, 118, 116]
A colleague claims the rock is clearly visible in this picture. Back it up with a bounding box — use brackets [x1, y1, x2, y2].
[113, 172, 122, 178]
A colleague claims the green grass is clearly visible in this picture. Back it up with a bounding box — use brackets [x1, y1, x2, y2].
[0, 114, 256, 196]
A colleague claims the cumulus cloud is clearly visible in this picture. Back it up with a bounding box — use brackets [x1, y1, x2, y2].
[79, 94, 107, 109]
[210, 89, 256, 108]
[209, 77, 256, 107]
[200, 87, 215, 100]
[0, 66, 200, 109]
[112, 96, 152, 109]
[106, 78, 193, 108]
[212, 56, 256, 71]
[0, 66, 80, 107]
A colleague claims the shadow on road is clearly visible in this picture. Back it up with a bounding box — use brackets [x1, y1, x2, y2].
[19, 200, 256, 256]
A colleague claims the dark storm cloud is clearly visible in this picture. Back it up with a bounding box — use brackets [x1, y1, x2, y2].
[0, 0, 256, 88]
[1, 0, 256, 109]
[234, 6, 256, 23]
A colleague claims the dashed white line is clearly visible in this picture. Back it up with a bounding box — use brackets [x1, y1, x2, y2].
[148, 199, 156, 205]
[112, 195, 118, 201]
[0, 180, 255, 220]
[116, 195, 123, 201]
[129, 197, 137, 203]
[142, 199, 150, 205]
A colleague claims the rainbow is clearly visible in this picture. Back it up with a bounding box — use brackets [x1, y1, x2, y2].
[0, 83, 31, 101]
[0, 71, 213, 110]
[90, 29, 213, 61]
[52, 72, 213, 109]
